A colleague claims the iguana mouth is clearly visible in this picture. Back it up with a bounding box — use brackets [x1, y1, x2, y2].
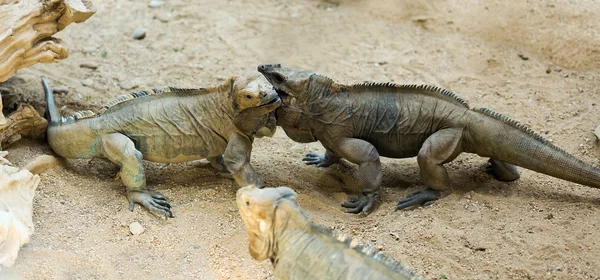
[260, 96, 281, 107]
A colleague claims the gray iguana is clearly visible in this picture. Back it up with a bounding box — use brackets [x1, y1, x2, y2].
[43, 72, 281, 218]
[258, 64, 600, 215]
[237, 185, 420, 280]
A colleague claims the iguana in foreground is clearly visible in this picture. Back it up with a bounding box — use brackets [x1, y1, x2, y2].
[43, 72, 281, 218]
[237, 185, 420, 280]
[258, 64, 600, 215]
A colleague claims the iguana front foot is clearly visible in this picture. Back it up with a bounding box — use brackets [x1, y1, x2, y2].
[341, 192, 377, 215]
[395, 188, 441, 210]
[127, 190, 174, 219]
[302, 151, 339, 167]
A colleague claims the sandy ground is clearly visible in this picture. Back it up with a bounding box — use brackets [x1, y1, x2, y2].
[1, 0, 600, 279]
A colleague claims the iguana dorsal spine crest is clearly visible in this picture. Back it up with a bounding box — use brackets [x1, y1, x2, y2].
[348, 83, 470, 108]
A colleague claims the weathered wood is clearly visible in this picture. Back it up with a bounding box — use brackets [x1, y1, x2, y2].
[0, 0, 96, 83]
[0, 104, 47, 149]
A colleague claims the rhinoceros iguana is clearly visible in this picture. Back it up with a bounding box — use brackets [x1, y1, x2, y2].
[258, 63, 600, 215]
[43, 72, 280, 218]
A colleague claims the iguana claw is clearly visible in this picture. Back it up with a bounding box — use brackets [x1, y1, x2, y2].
[302, 152, 337, 167]
[395, 188, 441, 210]
[341, 192, 376, 215]
[127, 190, 174, 219]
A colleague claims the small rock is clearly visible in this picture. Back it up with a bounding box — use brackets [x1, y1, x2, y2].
[148, 0, 164, 8]
[119, 81, 138, 90]
[81, 79, 94, 87]
[80, 62, 99, 70]
[154, 13, 171, 23]
[518, 53, 529, 60]
[131, 28, 147, 40]
[53, 86, 69, 94]
[0, 86, 10, 94]
[215, 75, 226, 81]
[594, 124, 600, 140]
[83, 47, 96, 53]
[129, 222, 145, 235]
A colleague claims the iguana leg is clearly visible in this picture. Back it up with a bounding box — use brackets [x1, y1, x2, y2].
[208, 155, 232, 178]
[100, 133, 173, 218]
[396, 128, 463, 210]
[224, 133, 263, 187]
[324, 138, 381, 215]
[486, 158, 520, 181]
[302, 149, 340, 167]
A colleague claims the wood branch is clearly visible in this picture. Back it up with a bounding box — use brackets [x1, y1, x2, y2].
[0, 0, 96, 83]
[0, 104, 47, 149]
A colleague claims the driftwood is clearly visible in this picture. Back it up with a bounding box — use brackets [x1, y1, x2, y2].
[0, 104, 47, 150]
[0, 152, 57, 269]
[0, 0, 96, 83]
[0, 0, 95, 149]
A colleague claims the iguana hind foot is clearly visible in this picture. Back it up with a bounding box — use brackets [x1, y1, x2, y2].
[486, 158, 520, 181]
[127, 190, 173, 218]
[302, 150, 340, 167]
[341, 192, 378, 215]
[396, 188, 441, 210]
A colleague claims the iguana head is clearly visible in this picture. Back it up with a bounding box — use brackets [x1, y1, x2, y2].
[236, 185, 298, 262]
[230, 71, 281, 112]
[257, 64, 316, 105]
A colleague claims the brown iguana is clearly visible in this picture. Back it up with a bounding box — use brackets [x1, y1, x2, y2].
[237, 185, 420, 280]
[257, 64, 600, 215]
[43, 72, 281, 218]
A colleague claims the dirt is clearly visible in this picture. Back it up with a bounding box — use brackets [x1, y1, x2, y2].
[2, 0, 600, 279]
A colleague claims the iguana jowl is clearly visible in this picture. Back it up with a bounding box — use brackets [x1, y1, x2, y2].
[258, 64, 600, 215]
[43, 72, 281, 218]
[237, 185, 420, 280]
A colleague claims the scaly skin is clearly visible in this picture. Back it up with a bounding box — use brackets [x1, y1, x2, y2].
[258, 64, 600, 215]
[237, 185, 420, 280]
[43, 72, 281, 218]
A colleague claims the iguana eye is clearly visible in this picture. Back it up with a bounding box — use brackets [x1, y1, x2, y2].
[245, 95, 253, 99]
[273, 74, 285, 84]
[246, 201, 250, 206]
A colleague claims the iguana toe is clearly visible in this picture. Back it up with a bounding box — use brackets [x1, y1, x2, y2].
[395, 188, 441, 210]
[302, 152, 337, 167]
[341, 193, 376, 215]
[127, 190, 174, 218]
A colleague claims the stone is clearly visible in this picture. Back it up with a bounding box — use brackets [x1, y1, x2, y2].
[131, 28, 147, 40]
[53, 86, 69, 94]
[81, 79, 93, 87]
[119, 81, 138, 90]
[129, 222, 144, 235]
[148, 0, 164, 8]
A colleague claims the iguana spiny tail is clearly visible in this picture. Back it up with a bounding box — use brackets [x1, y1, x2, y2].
[43, 72, 281, 218]
[257, 64, 600, 215]
[237, 185, 420, 280]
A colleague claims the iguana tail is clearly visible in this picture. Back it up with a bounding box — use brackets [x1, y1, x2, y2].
[42, 78, 60, 124]
[466, 107, 600, 188]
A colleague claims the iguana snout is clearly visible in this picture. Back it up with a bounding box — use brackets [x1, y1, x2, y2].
[257, 64, 315, 102]
[236, 185, 297, 261]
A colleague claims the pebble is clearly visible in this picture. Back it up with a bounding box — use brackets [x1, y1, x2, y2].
[148, 0, 164, 8]
[129, 222, 145, 235]
[215, 75, 226, 81]
[154, 13, 171, 23]
[518, 53, 529, 60]
[81, 79, 94, 87]
[53, 86, 69, 94]
[80, 62, 99, 70]
[83, 47, 96, 53]
[131, 28, 147, 40]
[119, 81, 138, 90]
[594, 124, 600, 140]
